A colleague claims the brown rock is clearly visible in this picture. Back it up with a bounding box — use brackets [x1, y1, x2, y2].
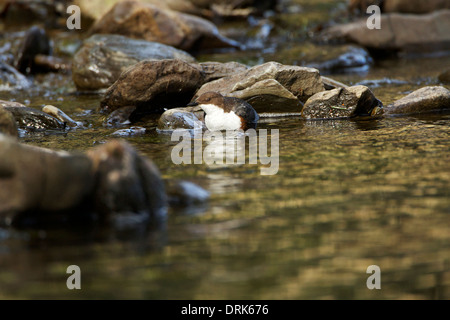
[321, 10, 450, 53]
[0, 137, 168, 227]
[0, 134, 94, 223]
[100, 59, 205, 116]
[87, 140, 167, 220]
[384, 86, 450, 115]
[301, 85, 383, 119]
[88, 0, 241, 52]
[198, 61, 248, 82]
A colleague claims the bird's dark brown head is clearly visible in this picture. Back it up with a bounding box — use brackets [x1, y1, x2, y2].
[189, 92, 224, 107]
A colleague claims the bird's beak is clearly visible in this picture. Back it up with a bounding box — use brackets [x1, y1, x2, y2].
[187, 101, 198, 107]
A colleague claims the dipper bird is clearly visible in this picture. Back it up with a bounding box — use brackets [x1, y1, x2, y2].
[188, 92, 259, 131]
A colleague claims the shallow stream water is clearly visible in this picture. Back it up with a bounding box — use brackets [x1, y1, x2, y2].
[0, 0, 449, 299]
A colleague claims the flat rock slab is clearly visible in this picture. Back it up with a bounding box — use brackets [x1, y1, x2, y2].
[194, 61, 324, 113]
[100, 59, 205, 115]
[321, 10, 450, 53]
[384, 86, 450, 115]
[72, 34, 196, 91]
[301, 85, 383, 119]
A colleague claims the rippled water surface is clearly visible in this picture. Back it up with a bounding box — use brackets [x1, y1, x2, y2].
[0, 0, 449, 299]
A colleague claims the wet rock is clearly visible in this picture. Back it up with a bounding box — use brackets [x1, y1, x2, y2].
[111, 126, 146, 136]
[14, 26, 52, 74]
[198, 61, 248, 82]
[0, 137, 167, 227]
[88, 0, 241, 53]
[166, 179, 210, 207]
[72, 34, 196, 91]
[384, 86, 450, 115]
[158, 106, 205, 130]
[194, 61, 324, 112]
[320, 10, 450, 53]
[87, 139, 167, 220]
[308, 46, 373, 74]
[0, 107, 18, 137]
[438, 68, 450, 84]
[104, 106, 136, 128]
[100, 59, 205, 118]
[301, 85, 383, 119]
[3, 105, 65, 131]
[0, 61, 31, 90]
[0, 134, 95, 225]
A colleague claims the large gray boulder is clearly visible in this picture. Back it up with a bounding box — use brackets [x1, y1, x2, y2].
[384, 86, 450, 115]
[72, 34, 196, 91]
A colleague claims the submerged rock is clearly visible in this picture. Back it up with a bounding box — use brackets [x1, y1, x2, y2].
[321, 10, 450, 54]
[111, 126, 147, 137]
[308, 46, 373, 74]
[0, 137, 168, 227]
[88, 0, 241, 53]
[0, 134, 95, 225]
[87, 140, 167, 220]
[158, 106, 205, 130]
[103, 106, 136, 128]
[194, 61, 324, 113]
[72, 34, 196, 91]
[301, 85, 383, 119]
[384, 86, 450, 115]
[100, 59, 205, 117]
